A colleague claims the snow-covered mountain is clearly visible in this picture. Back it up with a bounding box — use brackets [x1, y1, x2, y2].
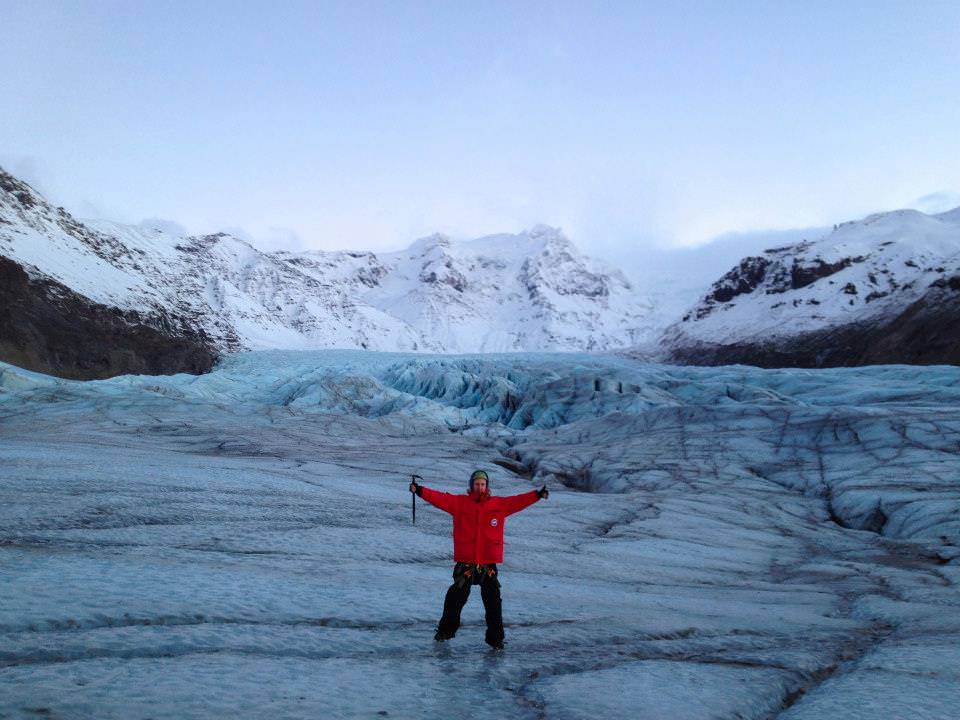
[661, 207, 960, 367]
[5, 164, 960, 375]
[0, 168, 658, 377]
[277, 227, 656, 352]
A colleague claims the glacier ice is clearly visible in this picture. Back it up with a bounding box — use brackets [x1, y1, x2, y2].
[1, 351, 959, 719]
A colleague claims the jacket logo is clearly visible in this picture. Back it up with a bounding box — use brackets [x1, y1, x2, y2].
[490, 518, 498, 526]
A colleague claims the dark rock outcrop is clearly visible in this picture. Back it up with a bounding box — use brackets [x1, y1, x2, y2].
[0, 256, 219, 380]
[790, 256, 860, 290]
[708, 256, 772, 304]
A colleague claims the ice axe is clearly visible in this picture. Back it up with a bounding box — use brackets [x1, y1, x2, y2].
[410, 474, 423, 525]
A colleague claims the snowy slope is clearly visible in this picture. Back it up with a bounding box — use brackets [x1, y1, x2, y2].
[2, 351, 959, 718]
[0, 168, 657, 356]
[662, 208, 960, 361]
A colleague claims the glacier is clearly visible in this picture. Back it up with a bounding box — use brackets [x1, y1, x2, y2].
[1, 351, 959, 719]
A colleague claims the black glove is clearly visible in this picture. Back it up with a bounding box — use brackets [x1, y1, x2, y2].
[409, 481, 422, 496]
[537, 484, 549, 499]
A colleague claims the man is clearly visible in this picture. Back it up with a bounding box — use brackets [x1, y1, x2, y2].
[409, 469, 549, 651]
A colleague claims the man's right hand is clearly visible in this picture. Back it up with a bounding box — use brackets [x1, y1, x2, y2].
[409, 481, 420, 495]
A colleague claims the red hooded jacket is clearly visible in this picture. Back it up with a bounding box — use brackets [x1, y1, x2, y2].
[419, 486, 540, 564]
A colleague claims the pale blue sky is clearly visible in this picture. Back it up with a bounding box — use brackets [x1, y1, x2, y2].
[2, 1, 958, 261]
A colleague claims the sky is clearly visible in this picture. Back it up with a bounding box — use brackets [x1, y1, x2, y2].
[2, 0, 959, 262]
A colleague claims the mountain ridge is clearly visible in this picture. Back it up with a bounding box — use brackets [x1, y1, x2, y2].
[4, 165, 960, 376]
[0, 168, 659, 376]
[659, 205, 960, 367]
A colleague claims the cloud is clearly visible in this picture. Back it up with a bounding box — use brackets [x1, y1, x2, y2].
[0, 153, 55, 196]
[911, 191, 960, 214]
[221, 226, 306, 253]
[0, 153, 118, 220]
[263, 227, 306, 252]
[137, 217, 189, 236]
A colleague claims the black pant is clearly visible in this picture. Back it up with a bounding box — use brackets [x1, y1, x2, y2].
[437, 563, 504, 643]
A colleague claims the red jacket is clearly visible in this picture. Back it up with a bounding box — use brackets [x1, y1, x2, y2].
[419, 487, 540, 564]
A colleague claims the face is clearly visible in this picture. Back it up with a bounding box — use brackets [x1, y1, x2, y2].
[472, 477, 487, 493]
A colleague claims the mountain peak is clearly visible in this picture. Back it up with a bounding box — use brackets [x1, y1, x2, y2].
[527, 223, 564, 239]
[521, 223, 570, 242]
[407, 232, 452, 255]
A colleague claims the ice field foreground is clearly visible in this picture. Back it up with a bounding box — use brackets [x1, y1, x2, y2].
[2, 351, 960, 720]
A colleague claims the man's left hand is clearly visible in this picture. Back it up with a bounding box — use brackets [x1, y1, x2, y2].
[537, 485, 549, 499]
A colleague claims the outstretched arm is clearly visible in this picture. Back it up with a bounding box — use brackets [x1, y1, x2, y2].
[501, 488, 546, 517]
[417, 486, 460, 515]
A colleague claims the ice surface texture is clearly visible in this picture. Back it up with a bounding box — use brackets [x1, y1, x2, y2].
[2, 351, 958, 719]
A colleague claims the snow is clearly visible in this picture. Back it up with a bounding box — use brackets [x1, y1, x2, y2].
[2, 351, 959, 718]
